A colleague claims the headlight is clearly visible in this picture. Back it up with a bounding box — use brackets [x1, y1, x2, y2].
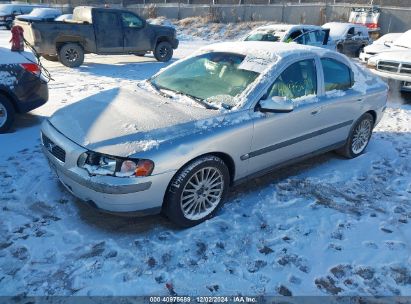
[78, 152, 154, 178]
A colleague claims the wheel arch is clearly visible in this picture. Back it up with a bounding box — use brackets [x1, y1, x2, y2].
[0, 89, 18, 113]
[365, 110, 377, 126]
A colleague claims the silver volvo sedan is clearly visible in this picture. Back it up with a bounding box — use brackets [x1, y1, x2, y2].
[41, 42, 388, 227]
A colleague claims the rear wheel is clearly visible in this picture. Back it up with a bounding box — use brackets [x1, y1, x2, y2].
[337, 113, 374, 158]
[164, 156, 230, 227]
[154, 41, 173, 62]
[0, 95, 15, 134]
[58, 43, 84, 68]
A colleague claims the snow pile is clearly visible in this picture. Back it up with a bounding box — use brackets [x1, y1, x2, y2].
[148, 16, 276, 42]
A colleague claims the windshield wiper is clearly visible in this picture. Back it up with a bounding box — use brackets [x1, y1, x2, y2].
[146, 80, 174, 99]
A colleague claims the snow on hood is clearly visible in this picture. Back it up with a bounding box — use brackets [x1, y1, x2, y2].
[369, 50, 411, 64]
[48, 86, 221, 157]
[363, 43, 391, 54]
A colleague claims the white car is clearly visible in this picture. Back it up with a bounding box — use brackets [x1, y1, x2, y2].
[242, 24, 334, 50]
[16, 8, 62, 22]
[368, 50, 411, 92]
[360, 30, 411, 62]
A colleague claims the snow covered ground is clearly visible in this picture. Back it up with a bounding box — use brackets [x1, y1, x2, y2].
[0, 24, 411, 297]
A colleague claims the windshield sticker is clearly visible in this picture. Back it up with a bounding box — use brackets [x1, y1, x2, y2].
[239, 52, 277, 73]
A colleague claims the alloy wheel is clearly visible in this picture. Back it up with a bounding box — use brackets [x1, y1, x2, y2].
[0, 103, 7, 128]
[352, 118, 372, 154]
[180, 167, 224, 221]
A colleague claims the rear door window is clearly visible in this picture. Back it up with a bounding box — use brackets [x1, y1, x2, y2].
[321, 58, 353, 91]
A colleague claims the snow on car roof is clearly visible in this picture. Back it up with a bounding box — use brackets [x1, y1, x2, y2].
[255, 24, 321, 31]
[201, 41, 332, 61]
[0, 47, 36, 64]
[393, 30, 411, 49]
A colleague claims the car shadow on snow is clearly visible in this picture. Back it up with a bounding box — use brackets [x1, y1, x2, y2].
[76, 57, 177, 81]
[10, 112, 46, 132]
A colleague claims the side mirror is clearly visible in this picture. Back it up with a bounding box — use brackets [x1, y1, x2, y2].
[258, 96, 294, 113]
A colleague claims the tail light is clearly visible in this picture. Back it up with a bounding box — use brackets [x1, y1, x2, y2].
[20, 63, 41, 76]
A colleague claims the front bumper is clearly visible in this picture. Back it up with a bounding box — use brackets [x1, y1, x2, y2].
[40, 120, 176, 214]
[359, 52, 371, 63]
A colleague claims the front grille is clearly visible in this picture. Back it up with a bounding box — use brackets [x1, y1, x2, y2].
[41, 133, 66, 163]
[377, 61, 400, 73]
[400, 63, 411, 75]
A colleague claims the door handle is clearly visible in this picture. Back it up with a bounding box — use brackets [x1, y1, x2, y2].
[357, 98, 363, 102]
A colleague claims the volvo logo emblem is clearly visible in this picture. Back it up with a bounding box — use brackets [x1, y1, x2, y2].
[47, 142, 55, 153]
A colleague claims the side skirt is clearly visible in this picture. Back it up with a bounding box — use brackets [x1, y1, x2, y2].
[232, 140, 346, 187]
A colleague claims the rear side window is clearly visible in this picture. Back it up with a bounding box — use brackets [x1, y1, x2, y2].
[321, 58, 353, 91]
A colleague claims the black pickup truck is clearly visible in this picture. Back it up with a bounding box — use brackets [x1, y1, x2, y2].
[16, 6, 179, 67]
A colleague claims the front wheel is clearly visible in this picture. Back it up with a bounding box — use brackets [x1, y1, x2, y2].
[154, 41, 173, 62]
[0, 95, 15, 134]
[58, 43, 84, 68]
[164, 156, 230, 227]
[336, 113, 374, 158]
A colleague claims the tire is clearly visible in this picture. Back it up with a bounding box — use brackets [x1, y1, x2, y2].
[337, 44, 343, 54]
[0, 95, 15, 134]
[58, 43, 84, 68]
[153, 41, 173, 62]
[336, 113, 374, 159]
[164, 155, 230, 227]
[42, 54, 59, 62]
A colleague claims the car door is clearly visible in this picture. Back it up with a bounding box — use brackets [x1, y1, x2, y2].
[344, 26, 357, 55]
[121, 12, 152, 52]
[247, 58, 328, 174]
[314, 57, 363, 145]
[94, 10, 124, 53]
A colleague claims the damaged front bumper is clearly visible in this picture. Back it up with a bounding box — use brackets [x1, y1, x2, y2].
[40, 119, 176, 215]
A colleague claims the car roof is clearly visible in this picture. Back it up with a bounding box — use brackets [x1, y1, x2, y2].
[323, 22, 367, 29]
[253, 24, 322, 32]
[200, 41, 335, 61]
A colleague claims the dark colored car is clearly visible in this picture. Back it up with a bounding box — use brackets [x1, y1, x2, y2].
[0, 4, 46, 30]
[323, 22, 370, 57]
[16, 6, 179, 68]
[0, 47, 48, 133]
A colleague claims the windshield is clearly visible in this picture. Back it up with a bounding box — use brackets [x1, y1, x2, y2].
[150, 52, 260, 107]
[0, 5, 12, 15]
[245, 31, 283, 42]
[393, 30, 411, 49]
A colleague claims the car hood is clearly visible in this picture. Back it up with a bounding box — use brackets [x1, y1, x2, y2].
[49, 86, 223, 156]
[371, 50, 411, 63]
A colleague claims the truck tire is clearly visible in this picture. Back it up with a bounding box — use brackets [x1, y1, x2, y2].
[42, 54, 59, 62]
[154, 41, 173, 62]
[58, 43, 84, 68]
[0, 95, 15, 134]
